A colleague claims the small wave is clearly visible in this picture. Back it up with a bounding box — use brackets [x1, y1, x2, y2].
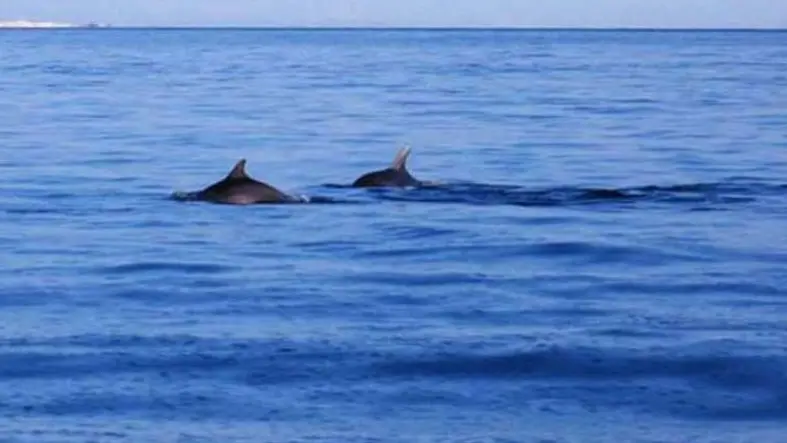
[294, 194, 356, 204]
[375, 347, 784, 384]
[609, 281, 783, 297]
[372, 346, 787, 420]
[12, 336, 774, 398]
[96, 261, 233, 275]
[0, 336, 354, 383]
[168, 191, 199, 202]
[2, 207, 61, 215]
[3, 336, 787, 422]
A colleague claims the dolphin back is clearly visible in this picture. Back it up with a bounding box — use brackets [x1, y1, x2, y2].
[352, 146, 423, 188]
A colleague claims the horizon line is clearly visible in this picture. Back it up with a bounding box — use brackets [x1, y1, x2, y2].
[2, 25, 786, 31]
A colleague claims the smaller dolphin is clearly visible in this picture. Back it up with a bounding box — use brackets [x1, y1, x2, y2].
[179, 159, 299, 205]
[352, 146, 425, 188]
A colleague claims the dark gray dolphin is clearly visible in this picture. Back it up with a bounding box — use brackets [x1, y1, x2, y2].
[183, 159, 299, 205]
[352, 146, 425, 188]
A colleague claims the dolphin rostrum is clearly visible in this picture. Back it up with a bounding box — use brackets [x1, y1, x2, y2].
[180, 159, 299, 205]
[352, 146, 425, 188]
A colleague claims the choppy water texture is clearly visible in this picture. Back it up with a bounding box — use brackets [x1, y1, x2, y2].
[1, 29, 787, 442]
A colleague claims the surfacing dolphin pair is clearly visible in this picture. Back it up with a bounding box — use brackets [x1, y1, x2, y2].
[179, 146, 425, 205]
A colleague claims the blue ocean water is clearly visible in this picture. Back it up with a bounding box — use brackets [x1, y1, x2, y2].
[1, 28, 787, 442]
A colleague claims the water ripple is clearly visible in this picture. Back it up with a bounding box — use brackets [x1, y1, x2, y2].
[2, 28, 787, 442]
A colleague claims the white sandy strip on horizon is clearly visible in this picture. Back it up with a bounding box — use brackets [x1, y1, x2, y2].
[0, 20, 78, 28]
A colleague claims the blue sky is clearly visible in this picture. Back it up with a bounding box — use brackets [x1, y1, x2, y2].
[3, 0, 786, 28]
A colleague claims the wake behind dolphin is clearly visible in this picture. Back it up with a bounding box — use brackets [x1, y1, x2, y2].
[170, 152, 779, 209]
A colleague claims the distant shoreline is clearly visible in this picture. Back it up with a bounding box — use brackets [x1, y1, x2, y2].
[0, 20, 110, 29]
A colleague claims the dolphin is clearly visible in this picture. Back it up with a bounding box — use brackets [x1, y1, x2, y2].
[178, 159, 299, 205]
[352, 146, 425, 188]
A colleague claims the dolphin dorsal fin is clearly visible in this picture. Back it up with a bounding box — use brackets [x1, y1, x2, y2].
[391, 146, 412, 171]
[227, 159, 249, 179]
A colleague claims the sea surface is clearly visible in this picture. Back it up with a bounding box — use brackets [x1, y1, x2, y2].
[1, 28, 786, 442]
